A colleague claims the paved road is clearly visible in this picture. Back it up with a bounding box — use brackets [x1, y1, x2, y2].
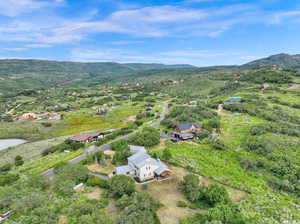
[42, 102, 169, 179]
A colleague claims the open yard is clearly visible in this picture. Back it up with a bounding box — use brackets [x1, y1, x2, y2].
[136, 165, 247, 224]
[86, 162, 115, 175]
[136, 166, 199, 224]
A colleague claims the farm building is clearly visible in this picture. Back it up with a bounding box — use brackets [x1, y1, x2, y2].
[114, 146, 171, 182]
[174, 122, 202, 133]
[70, 132, 104, 144]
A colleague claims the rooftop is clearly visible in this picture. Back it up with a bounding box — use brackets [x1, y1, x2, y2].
[176, 122, 201, 131]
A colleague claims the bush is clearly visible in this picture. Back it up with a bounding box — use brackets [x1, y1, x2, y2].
[179, 174, 201, 202]
[109, 175, 135, 198]
[162, 148, 172, 161]
[86, 176, 109, 189]
[177, 200, 188, 208]
[197, 130, 210, 140]
[204, 184, 230, 206]
[0, 163, 12, 173]
[128, 126, 160, 147]
[116, 192, 161, 224]
[211, 139, 226, 150]
[15, 155, 24, 166]
[0, 173, 19, 186]
[41, 122, 52, 127]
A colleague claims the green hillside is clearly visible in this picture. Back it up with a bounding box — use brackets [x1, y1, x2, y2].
[243, 53, 300, 68]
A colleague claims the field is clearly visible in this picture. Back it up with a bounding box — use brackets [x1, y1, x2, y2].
[0, 135, 70, 164]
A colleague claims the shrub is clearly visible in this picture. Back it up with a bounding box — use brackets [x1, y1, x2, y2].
[162, 148, 172, 161]
[0, 163, 12, 173]
[179, 174, 201, 202]
[14, 155, 24, 166]
[211, 139, 226, 150]
[197, 129, 210, 140]
[205, 184, 230, 206]
[41, 122, 52, 127]
[109, 175, 135, 198]
[177, 200, 188, 208]
[128, 126, 160, 147]
[86, 176, 109, 189]
[0, 173, 19, 186]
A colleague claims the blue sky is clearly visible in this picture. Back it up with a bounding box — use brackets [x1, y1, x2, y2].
[0, 0, 299, 66]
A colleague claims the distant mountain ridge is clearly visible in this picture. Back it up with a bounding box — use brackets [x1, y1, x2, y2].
[0, 59, 194, 76]
[242, 53, 300, 68]
[0, 53, 299, 94]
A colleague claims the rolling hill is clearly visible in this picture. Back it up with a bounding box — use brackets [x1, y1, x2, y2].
[243, 53, 300, 68]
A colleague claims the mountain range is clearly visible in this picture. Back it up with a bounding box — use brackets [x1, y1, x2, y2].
[0, 53, 299, 94]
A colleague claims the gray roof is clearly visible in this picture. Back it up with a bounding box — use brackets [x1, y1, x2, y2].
[176, 122, 201, 131]
[173, 132, 194, 139]
[129, 145, 147, 154]
[128, 152, 150, 166]
[116, 165, 134, 175]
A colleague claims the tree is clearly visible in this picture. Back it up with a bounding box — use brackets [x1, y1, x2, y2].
[205, 184, 230, 206]
[129, 127, 160, 147]
[162, 148, 172, 161]
[112, 139, 129, 151]
[15, 155, 24, 166]
[197, 130, 210, 140]
[94, 151, 106, 166]
[54, 163, 88, 184]
[16, 206, 59, 224]
[109, 175, 135, 198]
[179, 174, 201, 202]
[116, 192, 161, 224]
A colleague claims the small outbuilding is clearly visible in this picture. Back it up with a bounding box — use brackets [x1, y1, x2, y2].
[174, 122, 202, 133]
[70, 132, 104, 144]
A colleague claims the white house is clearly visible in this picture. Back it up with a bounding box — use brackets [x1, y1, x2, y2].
[114, 145, 171, 182]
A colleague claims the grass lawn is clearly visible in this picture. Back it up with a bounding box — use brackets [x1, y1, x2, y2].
[54, 104, 141, 136]
[86, 161, 115, 175]
[16, 149, 83, 175]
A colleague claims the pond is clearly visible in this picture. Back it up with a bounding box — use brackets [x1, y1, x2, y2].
[0, 139, 28, 151]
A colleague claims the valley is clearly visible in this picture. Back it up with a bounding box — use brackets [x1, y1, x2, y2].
[1, 55, 300, 224]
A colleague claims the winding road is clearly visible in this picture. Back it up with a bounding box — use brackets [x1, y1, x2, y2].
[43, 101, 169, 179]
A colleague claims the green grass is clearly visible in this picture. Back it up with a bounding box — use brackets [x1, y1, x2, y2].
[163, 112, 300, 223]
[16, 149, 84, 175]
[54, 104, 141, 136]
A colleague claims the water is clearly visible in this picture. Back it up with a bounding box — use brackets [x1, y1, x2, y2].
[0, 139, 27, 151]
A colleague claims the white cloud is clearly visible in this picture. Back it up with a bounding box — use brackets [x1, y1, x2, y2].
[2, 47, 27, 51]
[271, 11, 300, 24]
[111, 40, 144, 45]
[24, 44, 52, 48]
[0, 2, 297, 46]
[69, 48, 245, 66]
[0, 0, 61, 17]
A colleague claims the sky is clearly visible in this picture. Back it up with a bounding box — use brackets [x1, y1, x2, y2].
[0, 0, 299, 66]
